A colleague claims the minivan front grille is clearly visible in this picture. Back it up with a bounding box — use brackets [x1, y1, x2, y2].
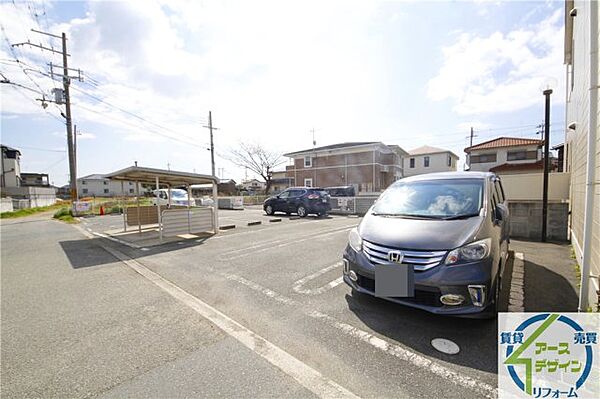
[362, 240, 447, 271]
[356, 275, 442, 307]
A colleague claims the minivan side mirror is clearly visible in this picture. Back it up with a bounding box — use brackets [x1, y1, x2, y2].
[494, 204, 505, 225]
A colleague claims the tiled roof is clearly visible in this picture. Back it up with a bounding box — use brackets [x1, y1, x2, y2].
[284, 142, 378, 157]
[465, 137, 543, 153]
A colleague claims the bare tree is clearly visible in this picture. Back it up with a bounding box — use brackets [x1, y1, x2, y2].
[225, 143, 284, 194]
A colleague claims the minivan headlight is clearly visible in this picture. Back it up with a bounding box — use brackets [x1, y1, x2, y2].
[348, 227, 362, 252]
[445, 238, 491, 265]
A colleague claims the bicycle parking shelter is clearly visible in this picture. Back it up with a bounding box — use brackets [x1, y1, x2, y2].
[104, 166, 219, 245]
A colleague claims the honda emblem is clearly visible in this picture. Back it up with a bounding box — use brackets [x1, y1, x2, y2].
[387, 250, 404, 264]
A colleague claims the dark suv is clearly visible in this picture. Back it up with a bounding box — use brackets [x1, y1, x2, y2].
[264, 187, 331, 217]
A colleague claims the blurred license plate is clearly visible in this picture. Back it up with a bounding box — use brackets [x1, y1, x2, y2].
[322, 199, 327, 202]
[374, 263, 414, 297]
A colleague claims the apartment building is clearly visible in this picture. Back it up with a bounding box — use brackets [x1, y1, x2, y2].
[563, 0, 599, 310]
[465, 137, 546, 174]
[77, 174, 142, 197]
[403, 145, 459, 177]
[284, 142, 407, 193]
[1, 145, 22, 188]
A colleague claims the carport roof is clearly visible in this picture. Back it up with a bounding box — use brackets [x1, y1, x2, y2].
[104, 166, 218, 186]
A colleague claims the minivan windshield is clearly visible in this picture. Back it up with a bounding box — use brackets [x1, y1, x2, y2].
[371, 179, 484, 219]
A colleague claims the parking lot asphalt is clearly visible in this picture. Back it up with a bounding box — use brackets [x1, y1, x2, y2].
[72, 208, 507, 398]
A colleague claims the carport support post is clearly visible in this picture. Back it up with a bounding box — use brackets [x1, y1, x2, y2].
[212, 179, 219, 233]
[136, 180, 141, 234]
[155, 176, 161, 235]
[186, 183, 191, 234]
[121, 181, 126, 232]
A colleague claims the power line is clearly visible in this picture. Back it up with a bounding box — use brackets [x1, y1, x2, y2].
[75, 102, 206, 148]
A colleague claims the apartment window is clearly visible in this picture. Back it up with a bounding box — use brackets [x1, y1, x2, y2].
[409, 158, 415, 168]
[470, 153, 497, 163]
[82, 188, 88, 194]
[507, 150, 536, 161]
[447, 154, 452, 167]
[304, 178, 313, 187]
[82, 180, 87, 185]
[424, 156, 430, 167]
[304, 156, 312, 167]
[103, 189, 109, 194]
[129, 182, 133, 186]
[103, 181, 108, 185]
[129, 189, 134, 194]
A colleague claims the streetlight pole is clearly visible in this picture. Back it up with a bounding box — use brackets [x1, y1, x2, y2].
[541, 88, 552, 242]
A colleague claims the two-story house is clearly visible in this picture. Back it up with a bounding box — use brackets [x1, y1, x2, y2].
[403, 145, 459, 177]
[239, 178, 266, 193]
[77, 174, 142, 197]
[270, 170, 294, 193]
[465, 137, 546, 174]
[284, 142, 408, 193]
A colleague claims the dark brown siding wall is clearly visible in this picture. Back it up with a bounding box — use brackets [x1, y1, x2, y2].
[285, 149, 401, 192]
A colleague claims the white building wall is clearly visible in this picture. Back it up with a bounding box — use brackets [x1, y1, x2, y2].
[1, 157, 20, 187]
[565, 0, 600, 309]
[78, 178, 142, 197]
[468, 145, 541, 172]
[403, 152, 457, 177]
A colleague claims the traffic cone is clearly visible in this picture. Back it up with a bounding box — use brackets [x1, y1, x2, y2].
[100, 206, 104, 216]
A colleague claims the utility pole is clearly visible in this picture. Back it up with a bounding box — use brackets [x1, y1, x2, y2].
[541, 89, 553, 242]
[61, 32, 76, 201]
[466, 126, 477, 170]
[12, 30, 79, 201]
[203, 111, 218, 176]
[74, 124, 77, 199]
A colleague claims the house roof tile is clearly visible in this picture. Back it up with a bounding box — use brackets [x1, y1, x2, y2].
[465, 137, 543, 153]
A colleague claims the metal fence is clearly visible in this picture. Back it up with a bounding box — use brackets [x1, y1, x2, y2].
[161, 207, 215, 239]
[329, 196, 379, 216]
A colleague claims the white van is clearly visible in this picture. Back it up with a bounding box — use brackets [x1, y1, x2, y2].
[152, 189, 196, 207]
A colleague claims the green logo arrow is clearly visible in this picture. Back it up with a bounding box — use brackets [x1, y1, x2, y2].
[504, 313, 559, 395]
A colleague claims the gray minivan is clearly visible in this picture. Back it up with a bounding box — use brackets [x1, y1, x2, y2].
[342, 172, 509, 318]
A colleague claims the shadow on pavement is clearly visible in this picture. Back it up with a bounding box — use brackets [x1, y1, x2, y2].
[59, 236, 210, 269]
[524, 260, 579, 312]
[345, 292, 499, 374]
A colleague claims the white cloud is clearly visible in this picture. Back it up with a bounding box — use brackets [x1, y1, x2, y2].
[427, 9, 564, 115]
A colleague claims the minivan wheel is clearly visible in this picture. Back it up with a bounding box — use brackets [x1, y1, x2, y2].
[265, 205, 274, 215]
[297, 205, 307, 218]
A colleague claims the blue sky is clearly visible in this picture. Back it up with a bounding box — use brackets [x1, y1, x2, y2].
[1, 0, 566, 186]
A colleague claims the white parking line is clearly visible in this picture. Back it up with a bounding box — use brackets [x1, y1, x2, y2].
[293, 262, 345, 295]
[217, 270, 497, 398]
[219, 225, 354, 259]
[508, 252, 525, 312]
[76, 225, 496, 398]
[74, 227, 358, 399]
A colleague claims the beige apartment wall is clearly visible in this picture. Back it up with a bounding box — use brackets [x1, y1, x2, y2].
[565, 0, 600, 308]
[500, 173, 571, 201]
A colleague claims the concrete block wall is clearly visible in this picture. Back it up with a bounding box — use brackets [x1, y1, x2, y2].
[508, 201, 569, 241]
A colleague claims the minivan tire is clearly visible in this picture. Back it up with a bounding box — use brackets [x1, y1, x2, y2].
[297, 205, 307, 218]
[265, 205, 274, 215]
